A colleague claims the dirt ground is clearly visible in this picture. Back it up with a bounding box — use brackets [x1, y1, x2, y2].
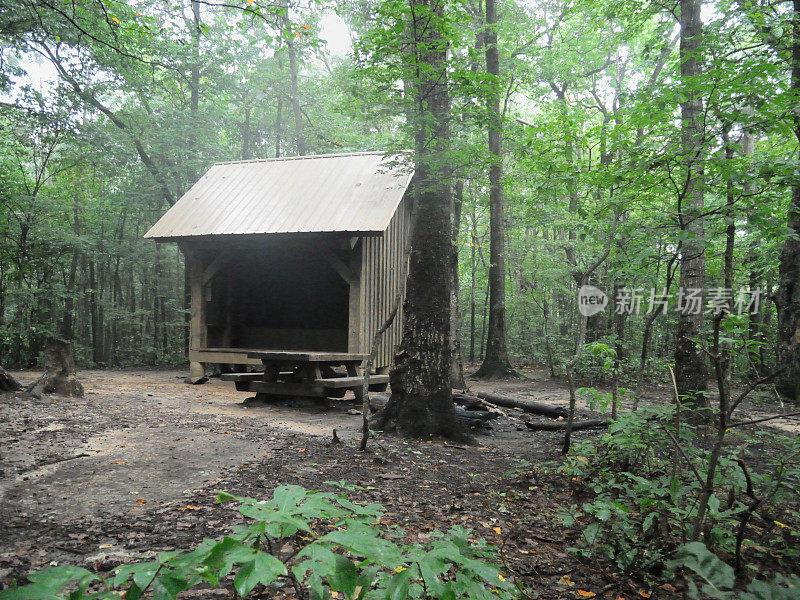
[1, 367, 797, 599]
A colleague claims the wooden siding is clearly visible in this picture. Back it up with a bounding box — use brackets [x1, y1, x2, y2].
[359, 197, 410, 369]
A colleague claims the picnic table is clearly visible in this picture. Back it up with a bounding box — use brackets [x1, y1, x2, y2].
[220, 350, 389, 401]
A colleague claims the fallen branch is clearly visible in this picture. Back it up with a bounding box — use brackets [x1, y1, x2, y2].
[524, 418, 609, 432]
[727, 410, 800, 429]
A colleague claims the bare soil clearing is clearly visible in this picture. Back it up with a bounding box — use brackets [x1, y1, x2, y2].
[1, 367, 796, 598]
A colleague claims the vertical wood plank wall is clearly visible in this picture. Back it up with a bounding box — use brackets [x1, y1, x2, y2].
[360, 197, 410, 369]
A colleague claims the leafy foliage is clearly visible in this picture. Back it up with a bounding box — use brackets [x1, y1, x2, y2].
[562, 407, 800, 577]
[0, 485, 513, 600]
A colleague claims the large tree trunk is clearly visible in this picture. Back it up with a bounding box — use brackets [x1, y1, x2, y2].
[379, 0, 467, 441]
[674, 0, 708, 406]
[774, 0, 800, 404]
[475, 0, 514, 379]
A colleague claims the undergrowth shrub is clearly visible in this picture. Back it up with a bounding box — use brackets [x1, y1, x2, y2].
[560, 405, 800, 595]
[0, 484, 514, 600]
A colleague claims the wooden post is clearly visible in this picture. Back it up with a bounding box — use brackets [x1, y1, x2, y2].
[185, 245, 208, 384]
[348, 239, 363, 353]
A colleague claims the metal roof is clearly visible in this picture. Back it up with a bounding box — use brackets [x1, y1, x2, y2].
[144, 152, 413, 240]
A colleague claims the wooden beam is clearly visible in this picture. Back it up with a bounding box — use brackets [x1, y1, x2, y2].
[202, 250, 229, 286]
[322, 249, 356, 285]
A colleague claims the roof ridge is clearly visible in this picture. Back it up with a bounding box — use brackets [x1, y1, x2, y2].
[214, 151, 390, 166]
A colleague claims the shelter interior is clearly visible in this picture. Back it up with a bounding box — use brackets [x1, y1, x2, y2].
[201, 239, 350, 352]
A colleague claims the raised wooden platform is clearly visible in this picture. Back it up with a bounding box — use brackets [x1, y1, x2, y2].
[189, 347, 262, 366]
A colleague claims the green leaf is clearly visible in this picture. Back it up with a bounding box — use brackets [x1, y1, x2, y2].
[203, 537, 257, 578]
[111, 561, 160, 589]
[151, 572, 189, 600]
[233, 552, 287, 597]
[676, 542, 735, 599]
[383, 569, 411, 600]
[328, 555, 360, 599]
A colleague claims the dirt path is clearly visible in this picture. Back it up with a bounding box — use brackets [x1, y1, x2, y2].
[1, 367, 797, 598]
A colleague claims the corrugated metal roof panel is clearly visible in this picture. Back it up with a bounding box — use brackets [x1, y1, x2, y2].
[144, 152, 413, 240]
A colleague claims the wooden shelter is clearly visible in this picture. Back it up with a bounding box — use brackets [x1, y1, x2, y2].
[144, 152, 412, 382]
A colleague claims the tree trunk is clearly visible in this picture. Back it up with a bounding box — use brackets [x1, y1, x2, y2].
[774, 0, 800, 404]
[88, 260, 103, 364]
[469, 200, 478, 363]
[282, 5, 307, 156]
[475, 0, 514, 379]
[28, 337, 84, 398]
[379, 0, 467, 441]
[0, 366, 21, 392]
[674, 0, 708, 406]
[242, 103, 252, 160]
[451, 181, 467, 388]
[275, 36, 285, 158]
[61, 203, 81, 340]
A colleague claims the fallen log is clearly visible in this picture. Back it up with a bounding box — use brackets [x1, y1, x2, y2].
[524, 418, 609, 432]
[0, 366, 22, 392]
[471, 391, 569, 418]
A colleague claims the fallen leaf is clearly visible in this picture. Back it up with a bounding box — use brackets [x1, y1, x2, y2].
[493, 526, 502, 535]
[498, 574, 506, 582]
[98, 544, 114, 549]
[136, 499, 146, 504]
[577, 591, 596, 598]
[639, 591, 651, 598]
[186, 505, 202, 510]
[111, 461, 126, 464]
[660, 583, 677, 592]
[558, 575, 575, 586]
[298, 447, 306, 452]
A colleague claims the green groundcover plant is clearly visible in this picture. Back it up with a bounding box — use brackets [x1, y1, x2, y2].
[0, 484, 514, 600]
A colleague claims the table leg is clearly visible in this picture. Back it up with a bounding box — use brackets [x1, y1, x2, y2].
[346, 363, 364, 402]
[253, 361, 280, 402]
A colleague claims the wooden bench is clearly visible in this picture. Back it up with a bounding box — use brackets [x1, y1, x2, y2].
[221, 372, 293, 382]
[314, 375, 389, 389]
[221, 373, 389, 394]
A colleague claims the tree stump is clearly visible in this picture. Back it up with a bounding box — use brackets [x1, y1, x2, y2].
[28, 336, 84, 398]
[0, 367, 22, 392]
